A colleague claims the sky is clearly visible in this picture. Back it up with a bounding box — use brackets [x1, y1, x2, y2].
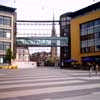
[0, 0, 100, 55]
[0, 0, 100, 20]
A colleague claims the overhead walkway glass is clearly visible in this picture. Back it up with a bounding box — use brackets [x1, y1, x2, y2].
[16, 37, 68, 47]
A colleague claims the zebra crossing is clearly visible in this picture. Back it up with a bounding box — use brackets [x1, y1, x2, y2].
[0, 67, 100, 100]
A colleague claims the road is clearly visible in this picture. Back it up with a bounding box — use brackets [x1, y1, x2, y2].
[0, 67, 100, 100]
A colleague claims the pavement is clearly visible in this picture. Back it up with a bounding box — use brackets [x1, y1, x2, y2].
[0, 67, 100, 100]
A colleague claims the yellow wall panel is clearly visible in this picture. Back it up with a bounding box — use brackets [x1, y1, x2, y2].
[71, 10, 100, 63]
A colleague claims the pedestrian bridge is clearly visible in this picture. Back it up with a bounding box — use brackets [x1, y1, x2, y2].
[16, 37, 68, 47]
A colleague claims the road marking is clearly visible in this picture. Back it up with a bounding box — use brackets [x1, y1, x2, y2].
[0, 80, 84, 89]
[0, 77, 78, 84]
[0, 83, 99, 99]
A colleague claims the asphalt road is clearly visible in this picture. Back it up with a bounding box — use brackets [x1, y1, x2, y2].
[0, 67, 100, 100]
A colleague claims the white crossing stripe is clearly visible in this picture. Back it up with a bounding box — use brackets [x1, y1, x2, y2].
[0, 83, 99, 99]
[0, 80, 84, 89]
[0, 76, 68, 80]
[0, 77, 77, 84]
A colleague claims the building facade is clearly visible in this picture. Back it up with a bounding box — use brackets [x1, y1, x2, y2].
[16, 47, 30, 62]
[0, 5, 16, 64]
[71, 2, 100, 63]
[60, 13, 72, 67]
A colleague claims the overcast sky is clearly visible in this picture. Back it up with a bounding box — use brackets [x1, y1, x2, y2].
[0, 0, 100, 54]
[0, 0, 99, 20]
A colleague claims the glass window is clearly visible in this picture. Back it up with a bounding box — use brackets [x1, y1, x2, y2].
[94, 19, 100, 26]
[4, 42, 11, 50]
[67, 17, 71, 20]
[0, 56, 4, 64]
[4, 29, 11, 39]
[80, 19, 100, 53]
[87, 21, 94, 28]
[95, 25, 100, 33]
[0, 29, 4, 38]
[95, 32, 100, 38]
[0, 42, 11, 50]
[0, 29, 11, 39]
[3, 17, 11, 26]
[87, 27, 93, 34]
[81, 30, 87, 36]
[95, 45, 100, 51]
[81, 40, 88, 48]
[0, 16, 3, 25]
[0, 42, 4, 50]
[88, 39, 95, 47]
[95, 38, 100, 45]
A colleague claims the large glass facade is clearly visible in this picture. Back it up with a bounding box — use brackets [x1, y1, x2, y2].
[80, 19, 100, 53]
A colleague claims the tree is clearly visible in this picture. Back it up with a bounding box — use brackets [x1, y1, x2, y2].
[5, 48, 13, 64]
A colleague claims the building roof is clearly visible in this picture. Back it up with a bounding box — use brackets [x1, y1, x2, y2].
[60, 2, 100, 18]
[72, 1, 100, 17]
[60, 12, 73, 18]
[0, 5, 16, 12]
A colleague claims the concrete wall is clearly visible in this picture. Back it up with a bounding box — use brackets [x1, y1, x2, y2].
[12, 61, 37, 69]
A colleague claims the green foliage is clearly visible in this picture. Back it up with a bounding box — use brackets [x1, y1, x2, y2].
[5, 48, 13, 64]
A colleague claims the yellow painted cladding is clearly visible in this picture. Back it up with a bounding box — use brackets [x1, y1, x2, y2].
[71, 10, 100, 63]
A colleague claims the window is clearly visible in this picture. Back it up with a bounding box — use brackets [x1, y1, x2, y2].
[0, 16, 3, 25]
[0, 42, 11, 50]
[0, 56, 4, 64]
[0, 29, 4, 37]
[80, 19, 100, 53]
[4, 29, 11, 39]
[3, 17, 11, 26]
[67, 17, 71, 20]
[87, 21, 94, 28]
[81, 40, 88, 48]
[88, 39, 95, 47]
[94, 19, 100, 26]
[95, 32, 100, 38]
[95, 45, 100, 51]
[87, 27, 93, 34]
[95, 38, 100, 45]
[0, 16, 11, 26]
[0, 29, 11, 39]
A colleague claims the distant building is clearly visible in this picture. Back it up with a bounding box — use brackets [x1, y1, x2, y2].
[0, 5, 16, 64]
[30, 52, 50, 66]
[16, 47, 30, 62]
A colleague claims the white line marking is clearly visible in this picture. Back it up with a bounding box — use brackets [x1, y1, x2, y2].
[0, 80, 84, 89]
[0, 83, 99, 99]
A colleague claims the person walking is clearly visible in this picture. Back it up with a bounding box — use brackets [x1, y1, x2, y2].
[95, 63, 99, 76]
[88, 62, 93, 77]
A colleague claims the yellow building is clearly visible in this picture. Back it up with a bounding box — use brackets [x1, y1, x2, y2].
[71, 2, 100, 63]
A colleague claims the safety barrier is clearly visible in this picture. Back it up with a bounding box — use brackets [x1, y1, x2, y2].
[0, 65, 17, 69]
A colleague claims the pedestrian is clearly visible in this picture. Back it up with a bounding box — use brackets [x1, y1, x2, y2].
[60, 61, 64, 69]
[88, 62, 93, 77]
[95, 63, 99, 76]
